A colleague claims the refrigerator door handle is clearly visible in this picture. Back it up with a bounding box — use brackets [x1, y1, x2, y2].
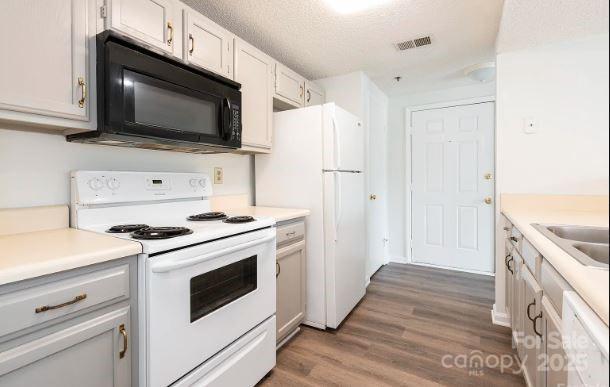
[334, 171, 342, 241]
[332, 117, 341, 170]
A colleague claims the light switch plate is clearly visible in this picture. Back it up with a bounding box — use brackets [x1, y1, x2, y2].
[214, 167, 223, 184]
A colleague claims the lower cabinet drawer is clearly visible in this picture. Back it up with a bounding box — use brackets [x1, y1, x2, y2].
[174, 316, 276, 387]
[0, 265, 130, 338]
[276, 221, 305, 246]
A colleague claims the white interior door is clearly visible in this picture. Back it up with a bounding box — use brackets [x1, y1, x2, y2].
[366, 95, 388, 280]
[411, 102, 495, 273]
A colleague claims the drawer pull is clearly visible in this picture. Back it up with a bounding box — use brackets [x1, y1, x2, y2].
[532, 312, 543, 337]
[35, 294, 87, 313]
[510, 236, 519, 242]
[285, 231, 297, 237]
[276, 262, 281, 278]
[119, 324, 128, 359]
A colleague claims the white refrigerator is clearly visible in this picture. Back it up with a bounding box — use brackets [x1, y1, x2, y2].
[255, 103, 366, 329]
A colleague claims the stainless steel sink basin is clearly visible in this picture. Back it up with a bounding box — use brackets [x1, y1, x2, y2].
[573, 243, 609, 265]
[532, 224, 609, 270]
[545, 225, 609, 244]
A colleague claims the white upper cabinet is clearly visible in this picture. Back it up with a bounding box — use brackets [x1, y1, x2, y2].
[305, 81, 325, 106]
[234, 38, 273, 151]
[274, 63, 306, 108]
[108, 0, 177, 54]
[183, 10, 233, 78]
[0, 0, 90, 126]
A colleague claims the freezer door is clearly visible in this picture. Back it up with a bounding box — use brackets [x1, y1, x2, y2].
[323, 170, 366, 328]
[323, 103, 365, 172]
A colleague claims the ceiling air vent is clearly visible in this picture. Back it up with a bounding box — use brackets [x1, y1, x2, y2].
[395, 36, 432, 51]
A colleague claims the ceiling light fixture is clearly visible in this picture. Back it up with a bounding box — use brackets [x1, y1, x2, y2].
[463, 62, 496, 83]
[324, 0, 393, 14]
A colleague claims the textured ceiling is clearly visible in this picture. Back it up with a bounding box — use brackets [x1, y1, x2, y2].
[496, 0, 609, 53]
[182, 0, 504, 95]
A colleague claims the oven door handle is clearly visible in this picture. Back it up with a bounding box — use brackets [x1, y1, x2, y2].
[150, 234, 276, 273]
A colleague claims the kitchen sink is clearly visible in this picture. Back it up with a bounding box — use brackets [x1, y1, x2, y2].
[545, 225, 609, 244]
[573, 243, 609, 265]
[532, 224, 609, 270]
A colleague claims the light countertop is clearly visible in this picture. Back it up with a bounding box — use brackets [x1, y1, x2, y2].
[501, 194, 609, 325]
[0, 228, 142, 286]
[226, 206, 311, 223]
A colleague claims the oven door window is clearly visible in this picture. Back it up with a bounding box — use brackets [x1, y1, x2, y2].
[190, 256, 257, 323]
[123, 69, 221, 138]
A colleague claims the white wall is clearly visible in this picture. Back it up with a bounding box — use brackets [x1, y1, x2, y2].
[0, 127, 254, 208]
[496, 33, 609, 195]
[386, 83, 496, 262]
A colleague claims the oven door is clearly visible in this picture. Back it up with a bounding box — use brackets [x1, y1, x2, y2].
[103, 38, 241, 148]
[145, 228, 276, 387]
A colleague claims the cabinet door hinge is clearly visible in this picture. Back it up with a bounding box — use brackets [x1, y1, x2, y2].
[100, 5, 108, 18]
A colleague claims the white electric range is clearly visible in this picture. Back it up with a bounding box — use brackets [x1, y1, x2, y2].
[71, 171, 277, 387]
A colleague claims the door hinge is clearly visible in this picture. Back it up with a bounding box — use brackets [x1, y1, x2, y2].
[100, 5, 108, 18]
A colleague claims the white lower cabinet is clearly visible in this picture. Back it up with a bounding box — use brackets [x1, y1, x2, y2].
[0, 307, 131, 387]
[234, 38, 274, 152]
[275, 221, 307, 345]
[0, 0, 91, 128]
[0, 258, 136, 387]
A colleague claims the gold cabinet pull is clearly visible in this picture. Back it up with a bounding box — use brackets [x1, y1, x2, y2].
[35, 294, 87, 313]
[119, 324, 128, 359]
[167, 22, 174, 46]
[188, 33, 194, 55]
[77, 77, 86, 108]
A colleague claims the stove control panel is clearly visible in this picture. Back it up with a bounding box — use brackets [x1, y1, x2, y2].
[72, 171, 213, 205]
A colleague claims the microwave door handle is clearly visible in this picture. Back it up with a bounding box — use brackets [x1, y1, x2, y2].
[150, 233, 276, 273]
[222, 97, 233, 140]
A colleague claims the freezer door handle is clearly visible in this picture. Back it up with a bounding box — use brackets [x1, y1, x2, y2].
[332, 117, 341, 170]
[334, 172, 342, 241]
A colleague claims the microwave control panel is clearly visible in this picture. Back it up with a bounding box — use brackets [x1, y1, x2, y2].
[232, 103, 241, 141]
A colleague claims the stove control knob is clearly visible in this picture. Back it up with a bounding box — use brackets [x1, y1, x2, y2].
[107, 177, 121, 191]
[189, 178, 199, 188]
[199, 178, 207, 188]
[88, 178, 104, 191]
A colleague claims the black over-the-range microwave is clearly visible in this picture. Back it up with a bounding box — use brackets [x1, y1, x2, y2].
[68, 31, 242, 153]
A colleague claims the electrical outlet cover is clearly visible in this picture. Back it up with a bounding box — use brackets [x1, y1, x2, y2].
[214, 167, 223, 184]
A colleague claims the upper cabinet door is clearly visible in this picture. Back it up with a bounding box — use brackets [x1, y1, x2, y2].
[0, 0, 89, 121]
[109, 0, 176, 54]
[305, 81, 325, 106]
[184, 11, 233, 78]
[234, 38, 273, 150]
[275, 63, 305, 107]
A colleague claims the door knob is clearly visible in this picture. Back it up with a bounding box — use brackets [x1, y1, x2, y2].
[369, 194, 377, 201]
[484, 173, 493, 180]
[484, 197, 493, 205]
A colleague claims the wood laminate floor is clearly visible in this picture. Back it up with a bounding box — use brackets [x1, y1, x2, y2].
[260, 263, 525, 387]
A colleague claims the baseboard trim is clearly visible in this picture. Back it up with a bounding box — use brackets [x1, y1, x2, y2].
[491, 304, 511, 327]
[277, 327, 301, 350]
[408, 261, 495, 276]
[388, 255, 408, 263]
[302, 320, 325, 330]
